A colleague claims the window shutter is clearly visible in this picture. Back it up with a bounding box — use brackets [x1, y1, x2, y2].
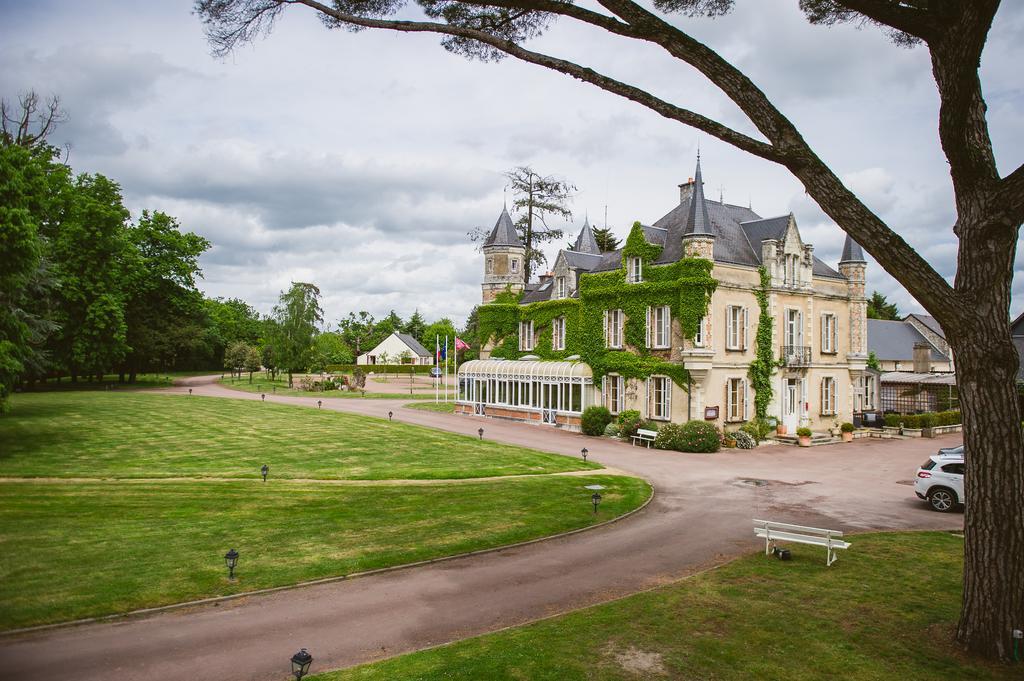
[665, 378, 672, 419]
[820, 314, 827, 351]
[645, 377, 652, 418]
[830, 378, 837, 414]
[742, 307, 749, 351]
[743, 379, 750, 421]
[603, 310, 609, 347]
[800, 378, 808, 416]
[645, 307, 652, 348]
[833, 317, 839, 353]
[798, 312, 804, 347]
[725, 380, 732, 420]
[819, 378, 825, 416]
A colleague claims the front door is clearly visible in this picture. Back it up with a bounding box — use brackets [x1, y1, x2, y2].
[783, 378, 799, 432]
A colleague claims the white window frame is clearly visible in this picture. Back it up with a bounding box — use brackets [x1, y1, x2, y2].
[820, 313, 837, 354]
[627, 256, 643, 284]
[785, 308, 803, 348]
[518, 320, 534, 351]
[726, 305, 748, 351]
[510, 258, 519, 273]
[862, 374, 876, 411]
[693, 316, 705, 347]
[555, 276, 566, 299]
[604, 309, 624, 349]
[820, 376, 837, 416]
[552, 316, 566, 351]
[650, 305, 671, 349]
[648, 375, 671, 421]
[605, 373, 624, 414]
[726, 377, 748, 422]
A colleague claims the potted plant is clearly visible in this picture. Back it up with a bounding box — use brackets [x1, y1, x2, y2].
[776, 420, 788, 436]
[796, 426, 813, 447]
[840, 422, 855, 442]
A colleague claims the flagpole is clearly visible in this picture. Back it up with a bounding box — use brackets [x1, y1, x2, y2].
[444, 336, 449, 403]
[454, 335, 459, 404]
[435, 335, 439, 403]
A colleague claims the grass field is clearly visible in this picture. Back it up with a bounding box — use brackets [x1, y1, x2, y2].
[0, 474, 646, 630]
[219, 373, 434, 400]
[0, 390, 647, 630]
[312, 532, 1016, 681]
[403, 402, 456, 413]
[0, 392, 600, 480]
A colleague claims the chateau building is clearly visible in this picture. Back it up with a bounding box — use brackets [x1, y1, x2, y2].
[457, 159, 874, 432]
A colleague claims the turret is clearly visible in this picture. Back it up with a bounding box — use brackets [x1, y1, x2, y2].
[481, 207, 526, 303]
[681, 156, 715, 260]
[839, 233, 868, 359]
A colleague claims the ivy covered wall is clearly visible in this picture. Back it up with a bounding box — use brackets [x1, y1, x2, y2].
[476, 223, 717, 388]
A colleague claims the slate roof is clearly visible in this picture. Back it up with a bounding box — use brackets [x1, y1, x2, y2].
[1011, 311, 1024, 337]
[520, 280, 553, 304]
[561, 250, 604, 270]
[740, 215, 790, 247]
[682, 158, 713, 236]
[840, 233, 866, 263]
[483, 207, 523, 248]
[395, 333, 432, 358]
[867, 319, 948, 361]
[904, 313, 946, 340]
[572, 219, 601, 255]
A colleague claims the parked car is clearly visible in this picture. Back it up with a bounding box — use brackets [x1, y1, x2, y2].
[914, 447, 965, 512]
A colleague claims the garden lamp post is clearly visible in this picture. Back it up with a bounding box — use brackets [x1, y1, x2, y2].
[317, 400, 322, 410]
[290, 648, 313, 680]
[224, 548, 239, 579]
[591, 492, 602, 514]
[261, 464, 269, 482]
[581, 447, 588, 462]
[388, 411, 393, 422]
[261, 393, 266, 402]
[478, 427, 484, 440]
[188, 388, 193, 396]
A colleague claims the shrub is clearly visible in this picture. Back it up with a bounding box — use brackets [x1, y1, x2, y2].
[840, 422, 855, 433]
[884, 413, 901, 428]
[603, 422, 620, 437]
[655, 421, 720, 453]
[902, 414, 921, 429]
[740, 418, 773, 442]
[917, 413, 935, 428]
[734, 431, 757, 449]
[581, 406, 614, 436]
[796, 426, 812, 437]
[616, 410, 644, 438]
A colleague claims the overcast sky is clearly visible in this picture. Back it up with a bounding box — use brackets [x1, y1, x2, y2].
[2, 1, 1022, 327]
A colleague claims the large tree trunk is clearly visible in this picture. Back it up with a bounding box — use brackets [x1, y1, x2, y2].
[950, 323, 1024, 660]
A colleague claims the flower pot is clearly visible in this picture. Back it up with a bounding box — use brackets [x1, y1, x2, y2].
[776, 424, 788, 436]
[902, 427, 923, 438]
[798, 435, 811, 447]
[842, 431, 853, 442]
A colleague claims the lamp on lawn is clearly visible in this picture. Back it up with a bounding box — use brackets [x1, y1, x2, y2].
[261, 393, 266, 402]
[290, 648, 313, 680]
[317, 400, 322, 410]
[388, 411, 393, 422]
[224, 548, 239, 579]
[478, 427, 484, 440]
[261, 464, 269, 482]
[581, 447, 588, 462]
[591, 492, 602, 514]
[188, 388, 193, 396]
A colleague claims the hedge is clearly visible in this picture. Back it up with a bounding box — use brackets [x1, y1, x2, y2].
[325, 364, 437, 375]
[883, 410, 961, 429]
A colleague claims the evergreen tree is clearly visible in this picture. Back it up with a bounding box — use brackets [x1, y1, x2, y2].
[505, 166, 575, 281]
[866, 291, 900, 320]
[403, 309, 427, 342]
[592, 226, 621, 252]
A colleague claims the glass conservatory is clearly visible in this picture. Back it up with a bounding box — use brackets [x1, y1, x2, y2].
[456, 358, 594, 426]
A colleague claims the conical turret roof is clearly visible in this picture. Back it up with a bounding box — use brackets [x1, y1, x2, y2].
[840, 233, 866, 263]
[483, 207, 523, 248]
[572, 217, 600, 254]
[683, 157, 713, 237]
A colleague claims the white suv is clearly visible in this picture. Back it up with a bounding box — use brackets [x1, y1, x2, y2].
[914, 446, 964, 512]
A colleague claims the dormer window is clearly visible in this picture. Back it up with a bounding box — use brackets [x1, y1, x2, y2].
[627, 257, 642, 284]
[555, 276, 567, 299]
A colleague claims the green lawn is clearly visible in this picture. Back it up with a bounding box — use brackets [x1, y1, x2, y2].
[220, 373, 434, 400]
[313, 532, 1015, 681]
[404, 402, 456, 413]
[0, 474, 647, 630]
[0, 392, 600, 480]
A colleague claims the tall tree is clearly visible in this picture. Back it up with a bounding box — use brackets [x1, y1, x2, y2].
[592, 226, 621, 252]
[403, 309, 427, 342]
[199, 0, 1023, 659]
[866, 290, 900, 321]
[337, 310, 376, 355]
[271, 282, 323, 387]
[505, 166, 574, 281]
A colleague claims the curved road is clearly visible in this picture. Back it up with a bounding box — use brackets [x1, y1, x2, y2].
[0, 376, 962, 680]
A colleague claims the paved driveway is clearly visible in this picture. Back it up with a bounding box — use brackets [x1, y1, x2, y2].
[0, 376, 962, 681]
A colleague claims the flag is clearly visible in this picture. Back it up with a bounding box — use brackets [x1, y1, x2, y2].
[454, 337, 470, 351]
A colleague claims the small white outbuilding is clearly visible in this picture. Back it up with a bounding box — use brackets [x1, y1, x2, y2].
[356, 332, 434, 366]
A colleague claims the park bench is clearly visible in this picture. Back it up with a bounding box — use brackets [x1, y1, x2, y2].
[753, 519, 850, 566]
[631, 428, 657, 448]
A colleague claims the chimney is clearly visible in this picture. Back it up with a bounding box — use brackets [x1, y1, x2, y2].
[913, 342, 931, 373]
[678, 177, 695, 204]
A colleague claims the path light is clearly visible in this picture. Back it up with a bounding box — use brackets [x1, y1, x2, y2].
[478, 427, 484, 440]
[290, 648, 313, 680]
[581, 447, 588, 462]
[261, 393, 266, 402]
[188, 388, 193, 396]
[317, 400, 322, 410]
[261, 464, 269, 482]
[224, 548, 239, 579]
[388, 411, 393, 422]
[591, 492, 602, 514]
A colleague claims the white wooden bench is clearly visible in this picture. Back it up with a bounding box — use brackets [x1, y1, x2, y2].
[753, 519, 850, 566]
[631, 428, 657, 448]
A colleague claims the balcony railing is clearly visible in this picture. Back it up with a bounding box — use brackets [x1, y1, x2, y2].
[780, 345, 812, 367]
